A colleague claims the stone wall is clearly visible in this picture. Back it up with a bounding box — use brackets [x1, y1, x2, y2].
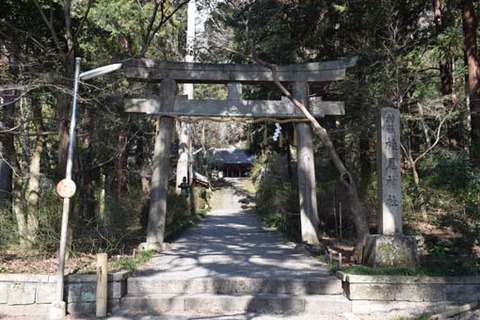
[0, 270, 129, 317]
[338, 272, 480, 302]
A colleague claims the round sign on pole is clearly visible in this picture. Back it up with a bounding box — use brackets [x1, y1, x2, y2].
[56, 179, 76, 198]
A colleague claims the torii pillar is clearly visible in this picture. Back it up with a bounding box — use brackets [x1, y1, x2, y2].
[294, 82, 320, 245]
[143, 78, 176, 251]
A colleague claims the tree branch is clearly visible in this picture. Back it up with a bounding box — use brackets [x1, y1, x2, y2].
[33, 0, 64, 60]
[413, 102, 454, 165]
[140, 0, 190, 57]
[140, 1, 161, 57]
[70, 0, 93, 58]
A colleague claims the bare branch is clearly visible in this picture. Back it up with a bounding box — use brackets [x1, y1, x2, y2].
[141, 1, 161, 57]
[413, 102, 455, 165]
[70, 0, 93, 57]
[33, 0, 64, 60]
[140, 0, 190, 57]
[0, 21, 48, 53]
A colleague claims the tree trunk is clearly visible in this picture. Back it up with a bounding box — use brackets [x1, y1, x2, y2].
[358, 134, 372, 199]
[0, 50, 19, 207]
[332, 120, 346, 164]
[9, 97, 28, 249]
[461, 0, 480, 166]
[434, 0, 461, 148]
[57, 93, 70, 179]
[434, 0, 453, 95]
[135, 128, 151, 230]
[311, 123, 369, 261]
[33, 0, 76, 179]
[25, 99, 46, 245]
[286, 131, 293, 179]
[78, 106, 96, 222]
[405, 146, 426, 219]
[13, 171, 28, 249]
[345, 177, 369, 262]
[0, 97, 15, 207]
[114, 128, 129, 205]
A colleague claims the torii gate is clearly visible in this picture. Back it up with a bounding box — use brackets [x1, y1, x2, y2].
[123, 58, 356, 249]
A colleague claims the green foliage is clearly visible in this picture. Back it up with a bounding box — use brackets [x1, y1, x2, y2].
[194, 186, 212, 211]
[315, 253, 342, 274]
[165, 209, 207, 242]
[34, 189, 63, 252]
[110, 250, 155, 272]
[406, 153, 480, 251]
[167, 188, 189, 215]
[422, 153, 480, 195]
[0, 184, 62, 253]
[428, 239, 453, 256]
[84, 0, 185, 60]
[414, 315, 431, 320]
[0, 203, 18, 250]
[253, 151, 300, 241]
[344, 258, 480, 277]
[260, 212, 286, 229]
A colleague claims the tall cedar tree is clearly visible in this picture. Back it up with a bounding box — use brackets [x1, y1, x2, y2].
[461, 0, 480, 166]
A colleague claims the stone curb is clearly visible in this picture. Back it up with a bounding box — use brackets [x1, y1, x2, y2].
[337, 271, 480, 302]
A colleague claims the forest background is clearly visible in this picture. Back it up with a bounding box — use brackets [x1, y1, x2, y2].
[1, 0, 480, 273]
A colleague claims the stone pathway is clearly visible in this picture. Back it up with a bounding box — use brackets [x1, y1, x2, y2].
[115, 178, 349, 318]
[130, 178, 335, 281]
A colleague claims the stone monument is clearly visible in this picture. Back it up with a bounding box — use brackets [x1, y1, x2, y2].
[363, 107, 418, 268]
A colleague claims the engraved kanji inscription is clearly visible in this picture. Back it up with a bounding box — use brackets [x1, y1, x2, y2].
[385, 137, 398, 151]
[386, 174, 398, 188]
[386, 157, 398, 171]
[386, 194, 399, 207]
[385, 113, 395, 133]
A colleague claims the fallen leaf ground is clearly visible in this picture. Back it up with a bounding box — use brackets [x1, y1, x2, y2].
[0, 251, 134, 275]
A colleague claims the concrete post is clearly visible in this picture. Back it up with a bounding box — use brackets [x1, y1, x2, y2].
[294, 82, 320, 245]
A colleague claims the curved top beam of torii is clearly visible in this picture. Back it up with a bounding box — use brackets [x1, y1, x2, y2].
[123, 57, 357, 119]
[123, 57, 357, 84]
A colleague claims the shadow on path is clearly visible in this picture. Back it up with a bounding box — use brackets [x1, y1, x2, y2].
[133, 178, 332, 280]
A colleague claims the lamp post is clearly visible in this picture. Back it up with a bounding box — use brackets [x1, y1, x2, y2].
[51, 57, 122, 319]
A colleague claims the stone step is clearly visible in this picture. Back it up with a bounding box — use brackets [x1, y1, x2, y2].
[121, 293, 351, 315]
[127, 277, 343, 295]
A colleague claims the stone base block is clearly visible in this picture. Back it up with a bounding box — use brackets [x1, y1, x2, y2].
[363, 234, 418, 268]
